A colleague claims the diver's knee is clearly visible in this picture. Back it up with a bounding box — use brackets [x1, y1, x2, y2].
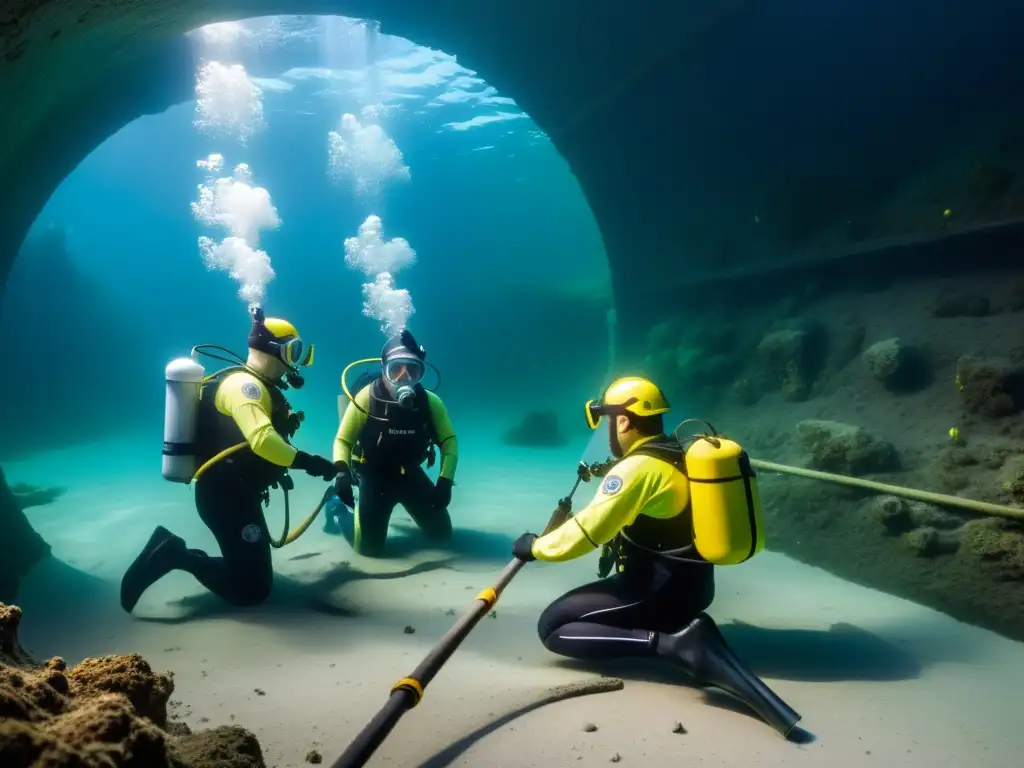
[536, 605, 562, 644]
[354, 541, 387, 559]
[231, 575, 273, 606]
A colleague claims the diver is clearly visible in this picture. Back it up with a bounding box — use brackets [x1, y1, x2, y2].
[326, 328, 458, 557]
[511, 376, 801, 738]
[120, 309, 337, 613]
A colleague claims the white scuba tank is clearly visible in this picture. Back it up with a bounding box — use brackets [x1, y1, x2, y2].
[162, 356, 206, 483]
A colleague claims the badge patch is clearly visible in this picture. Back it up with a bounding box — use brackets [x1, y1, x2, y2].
[241, 382, 262, 400]
[602, 475, 623, 495]
[241, 523, 262, 543]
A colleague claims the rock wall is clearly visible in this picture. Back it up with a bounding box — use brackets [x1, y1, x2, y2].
[631, 262, 1024, 641]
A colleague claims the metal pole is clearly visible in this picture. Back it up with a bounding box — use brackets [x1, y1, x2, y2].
[329, 558, 526, 768]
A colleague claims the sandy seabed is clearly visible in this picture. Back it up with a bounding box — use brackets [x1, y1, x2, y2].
[6, 425, 1024, 767]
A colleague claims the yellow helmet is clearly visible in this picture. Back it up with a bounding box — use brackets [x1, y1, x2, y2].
[248, 308, 315, 367]
[584, 376, 670, 430]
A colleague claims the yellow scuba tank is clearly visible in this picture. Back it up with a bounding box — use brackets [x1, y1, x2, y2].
[682, 431, 765, 565]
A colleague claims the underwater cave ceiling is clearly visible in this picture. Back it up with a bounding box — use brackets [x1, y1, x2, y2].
[2, 0, 1024, 337]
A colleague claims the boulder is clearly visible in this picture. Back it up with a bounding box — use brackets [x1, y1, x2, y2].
[756, 328, 817, 401]
[862, 337, 930, 392]
[955, 355, 1024, 418]
[870, 496, 913, 535]
[796, 419, 901, 475]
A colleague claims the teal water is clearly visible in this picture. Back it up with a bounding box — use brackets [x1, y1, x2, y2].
[6, 14, 1024, 768]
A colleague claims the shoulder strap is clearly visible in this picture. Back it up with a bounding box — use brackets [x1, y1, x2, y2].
[631, 437, 686, 470]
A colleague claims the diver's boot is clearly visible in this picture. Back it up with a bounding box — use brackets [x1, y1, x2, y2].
[120, 526, 186, 614]
[656, 613, 801, 738]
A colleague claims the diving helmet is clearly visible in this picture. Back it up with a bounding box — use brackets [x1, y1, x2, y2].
[585, 376, 671, 456]
[381, 328, 426, 409]
[248, 306, 314, 388]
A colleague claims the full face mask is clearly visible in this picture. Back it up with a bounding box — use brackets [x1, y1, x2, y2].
[380, 328, 427, 409]
[384, 356, 425, 408]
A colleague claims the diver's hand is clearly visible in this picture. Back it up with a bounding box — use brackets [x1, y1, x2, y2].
[512, 532, 538, 562]
[433, 476, 453, 509]
[333, 463, 356, 507]
[292, 451, 336, 481]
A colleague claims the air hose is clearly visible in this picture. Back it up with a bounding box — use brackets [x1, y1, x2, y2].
[190, 441, 332, 547]
[750, 458, 1024, 523]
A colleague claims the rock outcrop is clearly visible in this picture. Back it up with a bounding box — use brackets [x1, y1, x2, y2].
[796, 419, 901, 475]
[862, 337, 930, 393]
[0, 602, 266, 768]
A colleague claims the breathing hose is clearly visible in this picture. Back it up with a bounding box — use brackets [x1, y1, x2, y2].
[751, 458, 1024, 523]
[190, 441, 333, 548]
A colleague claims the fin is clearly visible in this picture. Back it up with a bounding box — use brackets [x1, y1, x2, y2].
[119, 526, 185, 614]
[657, 613, 801, 738]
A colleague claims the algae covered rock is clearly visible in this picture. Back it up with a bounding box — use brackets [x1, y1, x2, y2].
[959, 517, 1024, 580]
[903, 526, 959, 557]
[0, 601, 267, 767]
[502, 411, 568, 447]
[870, 496, 913, 535]
[862, 337, 929, 393]
[955, 355, 1024, 418]
[756, 327, 818, 401]
[907, 503, 964, 530]
[796, 419, 900, 475]
[872, 499, 913, 536]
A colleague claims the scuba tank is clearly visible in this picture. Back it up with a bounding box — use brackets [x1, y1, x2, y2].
[682, 431, 765, 566]
[162, 356, 206, 483]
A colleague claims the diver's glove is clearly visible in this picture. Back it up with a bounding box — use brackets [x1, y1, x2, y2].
[433, 476, 453, 509]
[512, 532, 538, 562]
[292, 451, 336, 481]
[333, 462, 356, 507]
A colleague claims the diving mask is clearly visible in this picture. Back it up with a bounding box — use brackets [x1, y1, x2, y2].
[248, 307, 315, 368]
[384, 356, 425, 409]
[272, 336, 314, 368]
[384, 357, 425, 387]
[584, 397, 639, 430]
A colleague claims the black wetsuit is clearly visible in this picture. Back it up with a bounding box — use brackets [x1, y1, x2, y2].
[172, 374, 294, 606]
[538, 446, 715, 660]
[532, 447, 802, 738]
[344, 378, 451, 557]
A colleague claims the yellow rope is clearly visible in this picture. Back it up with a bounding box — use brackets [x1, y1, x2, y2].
[751, 458, 1024, 522]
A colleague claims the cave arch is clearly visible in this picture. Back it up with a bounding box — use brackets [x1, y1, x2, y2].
[0, 0, 730, 324]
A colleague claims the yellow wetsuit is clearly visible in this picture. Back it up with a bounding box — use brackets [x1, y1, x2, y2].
[215, 371, 298, 467]
[332, 383, 459, 479]
[531, 435, 690, 562]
